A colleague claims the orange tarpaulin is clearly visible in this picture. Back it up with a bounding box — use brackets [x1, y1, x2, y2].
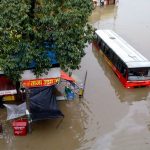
[60, 71, 75, 82]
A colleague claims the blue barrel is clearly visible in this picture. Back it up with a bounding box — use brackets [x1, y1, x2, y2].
[67, 92, 75, 100]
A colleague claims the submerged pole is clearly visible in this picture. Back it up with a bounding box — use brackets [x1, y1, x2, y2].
[79, 71, 87, 98]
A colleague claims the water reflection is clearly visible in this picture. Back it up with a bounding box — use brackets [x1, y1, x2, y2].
[93, 100, 150, 150]
[89, 5, 118, 30]
[92, 45, 150, 104]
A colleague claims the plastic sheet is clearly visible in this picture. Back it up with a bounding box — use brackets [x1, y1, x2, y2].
[4, 102, 26, 120]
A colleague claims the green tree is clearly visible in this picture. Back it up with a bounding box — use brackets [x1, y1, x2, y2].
[0, 0, 94, 81]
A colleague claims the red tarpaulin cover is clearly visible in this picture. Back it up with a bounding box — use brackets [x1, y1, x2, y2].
[0, 76, 17, 96]
[60, 71, 75, 82]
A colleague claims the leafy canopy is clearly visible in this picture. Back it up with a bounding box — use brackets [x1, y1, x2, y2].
[0, 0, 94, 81]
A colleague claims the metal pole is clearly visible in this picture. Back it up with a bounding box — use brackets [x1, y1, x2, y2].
[25, 88, 32, 133]
[83, 70, 87, 96]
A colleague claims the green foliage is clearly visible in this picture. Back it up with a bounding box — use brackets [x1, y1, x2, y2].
[0, 0, 94, 81]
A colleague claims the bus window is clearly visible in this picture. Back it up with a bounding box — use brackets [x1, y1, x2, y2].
[148, 70, 150, 76]
[120, 65, 127, 78]
[96, 36, 102, 49]
[107, 47, 114, 62]
[104, 45, 110, 56]
[100, 40, 106, 51]
[128, 68, 150, 81]
[111, 52, 117, 66]
[122, 68, 127, 78]
[98, 39, 102, 48]
[114, 56, 120, 69]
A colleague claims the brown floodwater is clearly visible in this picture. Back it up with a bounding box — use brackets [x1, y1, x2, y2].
[1, 0, 150, 149]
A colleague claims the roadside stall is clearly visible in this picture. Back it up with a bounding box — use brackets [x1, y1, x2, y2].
[0, 67, 82, 136]
[19, 67, 81, 133]
[20, 68, 64, 123]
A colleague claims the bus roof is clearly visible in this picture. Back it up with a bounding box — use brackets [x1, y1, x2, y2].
[95, 30, 150, 68]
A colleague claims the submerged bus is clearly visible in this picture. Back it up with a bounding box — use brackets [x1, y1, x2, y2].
[94, 30, 150, 88]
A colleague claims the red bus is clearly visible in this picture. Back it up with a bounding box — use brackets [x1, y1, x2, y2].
[94, 30, 150, 88]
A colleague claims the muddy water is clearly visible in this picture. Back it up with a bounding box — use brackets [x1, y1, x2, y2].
[1, 0, 150, 150]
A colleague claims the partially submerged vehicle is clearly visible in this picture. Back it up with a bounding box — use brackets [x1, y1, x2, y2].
[94, 30, 150, 88]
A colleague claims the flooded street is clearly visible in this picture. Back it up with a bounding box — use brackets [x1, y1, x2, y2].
[1, 0, 150, 149]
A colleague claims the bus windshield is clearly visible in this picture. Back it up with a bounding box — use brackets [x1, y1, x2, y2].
[128, 68, 150, 81]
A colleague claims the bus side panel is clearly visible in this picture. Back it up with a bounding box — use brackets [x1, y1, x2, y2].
[102, 51, 127, 87]
[93, 42, 128, 87]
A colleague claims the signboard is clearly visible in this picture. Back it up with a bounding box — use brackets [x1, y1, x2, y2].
[22, 78, 59, 88]
[0, 90, 17, 96]
[0, 76, 16, 96]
